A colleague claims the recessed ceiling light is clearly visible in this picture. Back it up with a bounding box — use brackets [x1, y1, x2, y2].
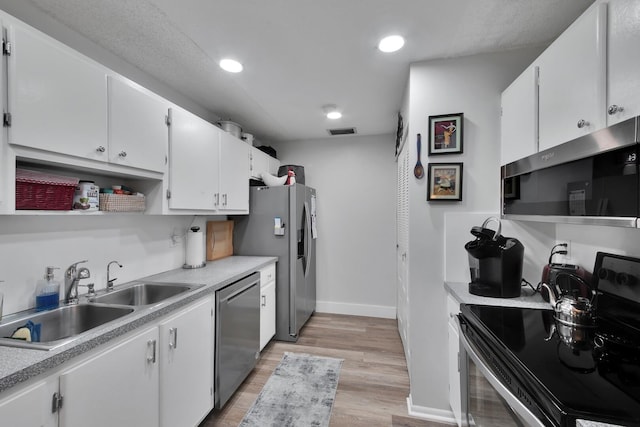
[323, 104, 342, 120]
[220, 58, 243, 73]
[378, 35, 405, 53]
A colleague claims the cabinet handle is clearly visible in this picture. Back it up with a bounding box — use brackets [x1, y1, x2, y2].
[608, 104, 624, 115]
[223, 194, 228, 206]
[576, 119, 589, 129]
[146, 339, 156, 364]
[261, 295, 266, 307]
[215, 193, 220, 206]
[169, 327, 178, 349]
[119, 151, 127, 158]
[96, 146, 106, 153]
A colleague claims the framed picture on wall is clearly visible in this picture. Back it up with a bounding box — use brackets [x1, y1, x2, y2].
[428, 113, 463, 155]
[427, 162, 463, 201]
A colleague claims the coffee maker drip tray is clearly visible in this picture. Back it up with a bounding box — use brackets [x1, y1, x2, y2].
[469, 279, 520, 298]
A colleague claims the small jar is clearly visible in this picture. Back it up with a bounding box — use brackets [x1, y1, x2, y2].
[73, 181, 100, 211]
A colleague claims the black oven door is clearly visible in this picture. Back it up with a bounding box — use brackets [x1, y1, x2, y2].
[457, 315, 547, 427]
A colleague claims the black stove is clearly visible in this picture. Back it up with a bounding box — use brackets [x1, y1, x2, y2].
[459, 252, 640, 427]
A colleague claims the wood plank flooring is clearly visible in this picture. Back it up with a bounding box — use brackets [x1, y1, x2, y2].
[200, 313, 451, 427]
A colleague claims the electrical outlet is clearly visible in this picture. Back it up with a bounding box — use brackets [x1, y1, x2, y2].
[170, 228, 183, 247]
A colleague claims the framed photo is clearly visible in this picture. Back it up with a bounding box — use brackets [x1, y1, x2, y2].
[428, 113, 463, 155]
[427, 163, 463, 201]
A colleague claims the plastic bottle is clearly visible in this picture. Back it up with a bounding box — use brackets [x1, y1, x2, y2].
[287, 169, 296, 185]
[35, 267, 60, 311]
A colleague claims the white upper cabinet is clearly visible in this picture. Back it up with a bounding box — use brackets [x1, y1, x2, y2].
[603, 0, 640, 125]
[250, 146, 270, 180]
[7, 21, 108, 161]
[500, 65, 539, 165]
[107, 76, 168, 173]
[218, 131, 249, 212]
[537, 3, 607, 151]
[167, 106, 220, 211]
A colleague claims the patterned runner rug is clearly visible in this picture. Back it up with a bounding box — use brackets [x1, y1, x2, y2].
[239, 352, 343, 427]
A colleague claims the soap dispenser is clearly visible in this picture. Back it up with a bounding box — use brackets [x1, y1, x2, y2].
[36, 267, 60, 311]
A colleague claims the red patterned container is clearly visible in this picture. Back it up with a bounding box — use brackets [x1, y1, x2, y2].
[15, 169, 79, 210]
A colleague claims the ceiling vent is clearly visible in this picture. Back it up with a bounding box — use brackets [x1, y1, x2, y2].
[327, 127, 357, 136]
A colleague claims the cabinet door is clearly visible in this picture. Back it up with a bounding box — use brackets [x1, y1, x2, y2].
[538, 3, 607, 151]
[59, 327, 159, 427]
[108, 76, 168, 172]
[0, 377, 57, 427]
[159, 297, 214, 427]
[447, 294, 462, 427]
[7, 22, 108, 161]
[168, 107, 220, 210]
[605, 0, 640, 125]
[260, 280, 276, 350]
[500, 65, 538, 165]
[219, 131, 249, 212]
[250, 147, 270, 180]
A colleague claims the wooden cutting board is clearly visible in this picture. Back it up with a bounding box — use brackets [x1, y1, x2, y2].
[206, 220, 234, 261]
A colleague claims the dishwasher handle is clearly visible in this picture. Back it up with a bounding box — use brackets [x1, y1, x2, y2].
[219, 274, 260, 304]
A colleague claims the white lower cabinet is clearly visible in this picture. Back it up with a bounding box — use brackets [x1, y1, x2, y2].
[447, 294, 462, 427]
[159, 297, 214, 427]
[59, 326, 160, 427]
[0, 376, 57, 427]
[260, 263, 276, 350]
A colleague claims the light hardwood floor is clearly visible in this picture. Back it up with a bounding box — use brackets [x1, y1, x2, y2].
[200, 313, 451, 427]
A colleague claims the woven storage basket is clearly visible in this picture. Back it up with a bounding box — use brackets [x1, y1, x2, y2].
[99, 194, 146, 212]
[16, 169, 79, 210]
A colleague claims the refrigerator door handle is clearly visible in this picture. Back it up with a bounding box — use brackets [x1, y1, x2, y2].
[304, 201, 312, 278]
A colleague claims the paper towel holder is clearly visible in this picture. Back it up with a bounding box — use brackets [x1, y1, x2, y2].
[183, 226, 206, 269]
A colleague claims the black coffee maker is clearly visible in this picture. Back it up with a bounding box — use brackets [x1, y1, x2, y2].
[464, 217, 524, 298]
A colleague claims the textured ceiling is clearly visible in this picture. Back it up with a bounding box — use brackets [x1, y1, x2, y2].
[26, 0, 594, 144]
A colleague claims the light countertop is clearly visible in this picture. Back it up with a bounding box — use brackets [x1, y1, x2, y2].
[445, 281, 550, 310]
[0, 256, 276, 395]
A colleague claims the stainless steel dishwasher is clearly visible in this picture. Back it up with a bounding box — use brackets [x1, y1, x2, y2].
[215, 272, 260, 409]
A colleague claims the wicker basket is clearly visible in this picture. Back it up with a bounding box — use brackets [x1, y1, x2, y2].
[99, 194, 146, 212]
[16, 169, 79, 210]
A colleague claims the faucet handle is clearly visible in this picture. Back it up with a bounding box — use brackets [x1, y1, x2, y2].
[66, 260, 89, 275]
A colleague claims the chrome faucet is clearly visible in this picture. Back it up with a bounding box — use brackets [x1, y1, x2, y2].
[106, 261, 123, 292]
[65, 260, 90, 304]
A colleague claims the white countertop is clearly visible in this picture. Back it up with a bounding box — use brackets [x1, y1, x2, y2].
[0, 256, 277, 395]
[445, 281, 550, 310]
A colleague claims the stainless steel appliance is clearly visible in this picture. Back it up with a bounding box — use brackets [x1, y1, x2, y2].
[233, 184, 316, 342]
[457, 252, 640, 426]
[501, 115, 639, 227]
[215, 272, 260, 409]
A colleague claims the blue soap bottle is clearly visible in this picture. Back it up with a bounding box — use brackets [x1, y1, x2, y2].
[35, 266, 60, 311]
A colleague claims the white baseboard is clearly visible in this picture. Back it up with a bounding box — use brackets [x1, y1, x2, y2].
[315, 300, 396, 319]
[406, 395, 457, 425]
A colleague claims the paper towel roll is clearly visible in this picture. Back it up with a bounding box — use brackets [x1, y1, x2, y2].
[184, 228, 205, 268]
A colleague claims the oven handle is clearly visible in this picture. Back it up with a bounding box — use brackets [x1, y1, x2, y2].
[456, 316, 545, 427]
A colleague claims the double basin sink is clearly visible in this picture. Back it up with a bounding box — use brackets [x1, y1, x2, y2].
[0, 282, 203, 351]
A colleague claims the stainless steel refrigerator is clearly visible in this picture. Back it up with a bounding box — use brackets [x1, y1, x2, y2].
[233, 184, 317, 342]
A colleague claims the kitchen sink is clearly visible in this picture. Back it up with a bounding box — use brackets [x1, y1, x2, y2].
[0, 304, 135, 351]
[89, 282, 202, 307]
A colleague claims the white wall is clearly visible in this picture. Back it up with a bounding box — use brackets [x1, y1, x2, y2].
[271, 134, 397, 318]
[405, 46, 545, 414]
[0, 215, 220, 315]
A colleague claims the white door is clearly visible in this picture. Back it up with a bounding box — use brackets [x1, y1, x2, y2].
[107, 76, 168, 172]
[159, 297, 214, 427]
[7, 22, 108, 161]
[396, 145, 410, 363]
[0, 378, 58, 427]
[501, 65, 538, 165]
[604, 0, 640, 125]
[219, 131, 249, 212]
[537, 3, 607, 150]
[168, 107, 220, 210]
[59, 327, 159, 427]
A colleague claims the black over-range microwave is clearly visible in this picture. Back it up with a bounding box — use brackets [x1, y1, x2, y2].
[501, 116, 640, 228]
